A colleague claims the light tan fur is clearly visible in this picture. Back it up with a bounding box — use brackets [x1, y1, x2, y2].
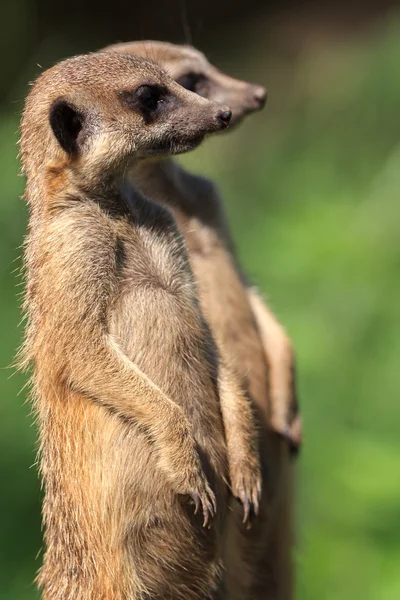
[104, 41, 300, 599]
[19, 52, 261, 599]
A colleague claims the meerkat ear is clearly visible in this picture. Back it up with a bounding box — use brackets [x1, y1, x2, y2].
[49, 98, 84, 154]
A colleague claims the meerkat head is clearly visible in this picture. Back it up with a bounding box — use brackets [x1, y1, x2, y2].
[104, 41, 267, 128]
[20, 52, 231, 190]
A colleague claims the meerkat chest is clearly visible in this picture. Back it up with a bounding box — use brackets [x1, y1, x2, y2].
[170, 211, 259, 346]
[108, 219, 223, 437]
[111, 194, 190, 292]
[118, 227, 191, 300]
[176, 213, 222, 257]
[183, 229, 270, 403]
[189, 240, 250, 325]
[110, 220, 201, 359]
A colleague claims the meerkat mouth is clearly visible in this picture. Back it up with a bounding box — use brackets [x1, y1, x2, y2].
[149, 134, 205, 156]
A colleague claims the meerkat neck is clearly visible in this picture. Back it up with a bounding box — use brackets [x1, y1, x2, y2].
[25, 158, 134, 220]
[24, 161, 75, 218]
[130, 158, 198, 213]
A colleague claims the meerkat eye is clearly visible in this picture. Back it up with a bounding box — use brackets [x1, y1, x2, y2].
[176, 73, 199, 92]
[176, 73, 208, 97]
[134, 85, 164, 113]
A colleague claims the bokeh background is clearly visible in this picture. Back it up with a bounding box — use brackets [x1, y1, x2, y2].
[1, 1, 400, 598]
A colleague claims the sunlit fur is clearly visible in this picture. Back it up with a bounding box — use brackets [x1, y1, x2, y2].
[103, 41, 299, 600]
[19, 51, 261, 600]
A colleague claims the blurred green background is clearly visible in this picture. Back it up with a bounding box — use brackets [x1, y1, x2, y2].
[1, 1, 400, 599]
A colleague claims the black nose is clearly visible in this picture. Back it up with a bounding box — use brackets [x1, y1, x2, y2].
[217, 109, 232, 128]
[253, 86, 267, 109]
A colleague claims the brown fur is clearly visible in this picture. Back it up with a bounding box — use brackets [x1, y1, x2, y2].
[19, 52, 261, 599]
[104, 41, 300, 599]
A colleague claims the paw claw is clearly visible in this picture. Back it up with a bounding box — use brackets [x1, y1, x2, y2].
[189, 482, 216, 527]
[232, 471, 262, 524]
[239, 492, 251, 524]
[252, 490, 260, 517]
[190, 492, 200, 515]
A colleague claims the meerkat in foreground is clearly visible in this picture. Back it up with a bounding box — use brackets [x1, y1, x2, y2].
[104, 41, 299, 599]
[19, 51, 262, 600]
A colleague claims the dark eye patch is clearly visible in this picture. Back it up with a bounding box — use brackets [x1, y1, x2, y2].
[135, 85, 163, 111]
[176, 73, 208, 97]
[118, 84, 168, 122]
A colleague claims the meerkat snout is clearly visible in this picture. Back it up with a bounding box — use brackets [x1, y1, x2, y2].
[217, 108, 232, 128]
[250, 85, 268, 110]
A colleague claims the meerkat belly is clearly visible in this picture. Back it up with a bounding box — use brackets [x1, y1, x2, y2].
[109, 232, 226, 454]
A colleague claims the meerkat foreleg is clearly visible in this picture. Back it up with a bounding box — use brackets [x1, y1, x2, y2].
[70, 337, 216, 522]
[217, 360, 262, 523]
[247, 288, 302, 451]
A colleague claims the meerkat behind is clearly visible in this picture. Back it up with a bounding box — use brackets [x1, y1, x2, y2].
[104, 41, 300, 599]
[105, 39, 302, 452]
[20, 52, 261, 600]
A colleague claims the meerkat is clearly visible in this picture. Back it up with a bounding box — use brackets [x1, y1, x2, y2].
[104, 41, 302, 451]
[103, 41, 300, 599]
[19, 51, 262, 600]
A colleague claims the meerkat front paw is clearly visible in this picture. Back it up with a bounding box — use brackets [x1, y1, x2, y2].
[187, 474, 217, 527]
[230, 455, 262, 524]
[159, 432, 217, 526]
[168, 466, 216, 526]
[172, 457, 217, 526]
